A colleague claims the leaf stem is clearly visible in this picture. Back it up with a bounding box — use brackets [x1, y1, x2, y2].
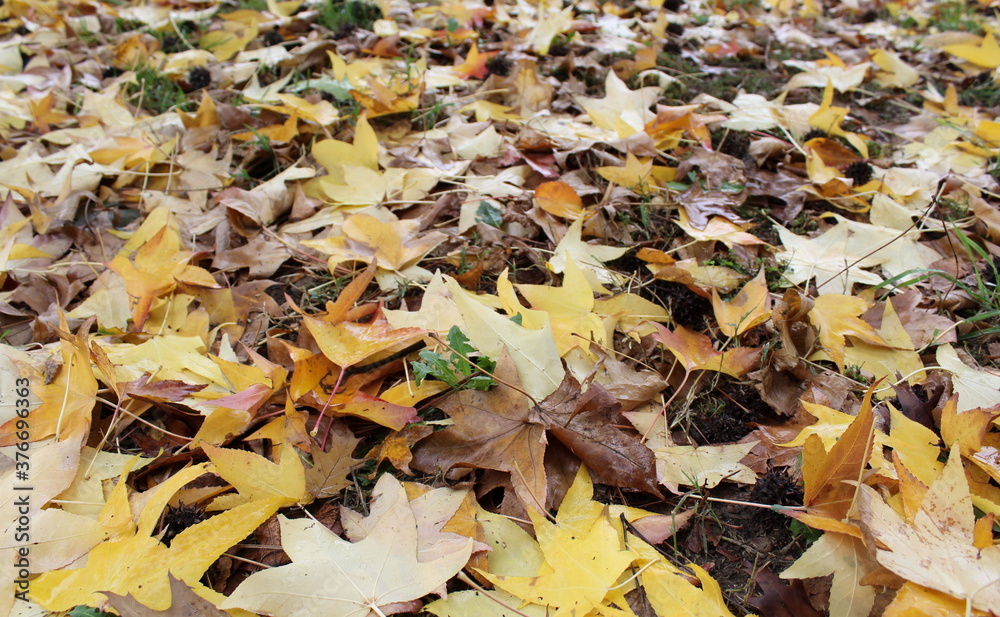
[456, 571, 537, 617]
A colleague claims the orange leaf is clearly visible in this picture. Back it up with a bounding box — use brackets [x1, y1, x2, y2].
[650, 323, 759, 377]
[534, 180, 585, 219]
[453, 43, 499, 79]
[332, 391, 418, 431]
[801, 384, 876, 520]
[303, 309, 424, 368]
[940, 394, 999, 457]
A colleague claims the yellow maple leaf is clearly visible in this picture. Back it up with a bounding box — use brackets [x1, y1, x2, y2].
[200, 18, 259, 61]
[311, 114, 379, 177]
[781, 532, 877, 617]
[595, 152, 653, 190]
[857, 446, 1000, 613]
[302, 309, 424, 369]
[842, 298, 925, 385]
[480, 471, 638, 617]
[548, 217, 628, 288]
[808, 293, 886, 368]
[0, 324, 96, 445]
[809, 81, 868, 157]
[534, 180, 585, 219]
[711, 268, 772, 337]
[203, 443, 307, 509]
[936, 344, 1000, 412]
[447, 277, 564, 400]
[458, 100, 522, 123]
[222, 475, 472, 617]
[302, 212, 448, 282]
[943, 32, 1000, 69]
[31, 460, 283, 612]
[517, 258, 607, 357]
[577, 70, 659, 136]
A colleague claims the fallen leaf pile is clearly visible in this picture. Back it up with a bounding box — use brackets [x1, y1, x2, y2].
[3, 0, 1000, 616]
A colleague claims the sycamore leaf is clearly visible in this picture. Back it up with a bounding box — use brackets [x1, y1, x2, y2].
[639, 555, 741, 617]
[595, 152, 653, 190]
[340, 478, 473, 564]
[302, 308, 425, 368]
[786, 55, 871, 92]
[447, 277, 564, 400]
[939, 395, 998, 458]
[884, 403, 944, 487]
[517, 258, 607, 357]
[576, 66, 659, 135]
[780, 401, 888, 456]
[807, 81, 868, 157]
[711, 269, 772, 337]
[834, 213, 942, 280]
[857, 446, 1000, 612]
[943, 32, 1000, 69]
[313, 114, 379, 174]
[807, 294, 885, 368]
[776, 221, 885, 296]
[935, 344, 1000, 412]
[304, 427, 362, 499]
[535, 180, 585, 219]
[410, 352, 549, 511]
[482, 509, 635, 617]
[478, 507, 546, 577]
[654, 441, 758, 491]
[781, 533, 877, 617]
[452, 43, 498, 79]
[458, 100, 522, 123]
[535, 371, 661, 496]
[303, 212, 448, 277]
[369, 424, 434, 476]
[333, 390, 419, 431]
[527, 6, 573, 56]
[593, 292, 670, 341]
[798, 385, 877, 521]
[103, 573, 229, 617]
[383, 271, 465, 333]
[842, 299, 925, 385]
[200, 19, 258, 61]
[548, 217, 628, 286]
[31, 464, 282, 612]
[221, 476, 473, 617]
[676, 211, 769, 249]
[870, 48, 920, 88]
[480, 469, 636, 617]
[426, 590, 548, 617]
[651, 323, 760, 377]
[0, 324, 97, 445]
[881, 582, 986, 617]
[202, 443, 307, 509]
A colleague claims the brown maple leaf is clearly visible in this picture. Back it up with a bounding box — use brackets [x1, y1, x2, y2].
[410, 352, 659, 512]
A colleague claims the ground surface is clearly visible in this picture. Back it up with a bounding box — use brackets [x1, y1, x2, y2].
[2, 1, 1000, 617]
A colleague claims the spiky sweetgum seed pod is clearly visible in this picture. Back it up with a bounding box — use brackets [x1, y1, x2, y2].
[844, 160, 874, 185]
[263, 27, 284, 47]
[719, 131, 751, 159]
[160, 501, 207, 546]
[801, 128, 827, 142]
[188, 66, 211, 91]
